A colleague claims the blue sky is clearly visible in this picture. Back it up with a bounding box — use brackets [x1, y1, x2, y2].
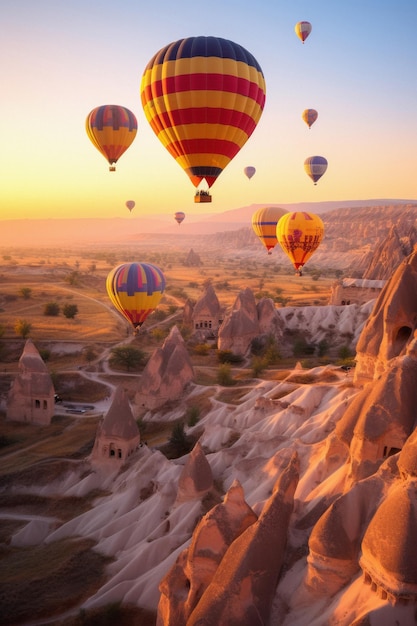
[1, 0, 417, 220]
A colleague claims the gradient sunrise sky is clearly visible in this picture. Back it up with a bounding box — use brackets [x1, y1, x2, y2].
[1, 0, 417, 221]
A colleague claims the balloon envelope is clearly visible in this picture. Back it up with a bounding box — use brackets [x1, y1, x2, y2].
[276, 211, 324, 272]
[140, 36, 266, 193]
[174, 211, 185, 225]
[295, 21, 312, 43]
[125, 200, 135, 212]
[302, 109, 318, 129]
[252, 206, 287, 254]
[304, 156, 328, 184]
[244, 166, 256, 180]
[106, 262, 166, 332]
[86, 105, 137, 171]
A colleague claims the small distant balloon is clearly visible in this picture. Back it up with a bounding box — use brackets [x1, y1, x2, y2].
[295, 21, 312, 43]
[304, 156, 328, 185]
[126, 200, 135, 212]
[174, 211, 185, 225]
[302, 109, 318, 129]
[244, 166, 256, 180]
[85, 105, 137, 171]
[106, 262, 166, 334]
[276, 211, 324, 275]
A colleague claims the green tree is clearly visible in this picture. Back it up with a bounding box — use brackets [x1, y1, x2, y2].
[14, 319, 32, 339]
[44, 301, 60, 316]
[109, 346, 146, 371]
[168, 422, 192, 456]
[63, 303, 78, 319]
[216, 363, 234, 386]
[83, 346, 97, 363]
[65, 270, 80, 286]
[19, 287, 32, 299]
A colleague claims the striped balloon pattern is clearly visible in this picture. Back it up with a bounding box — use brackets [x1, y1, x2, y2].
[86, 105, 137, 170]
[304, 155, 328, 184]
[106, 262, 166, 331]
[252, 206, 287, 254]
[140, 36, 266, 191]
[276, 211, 324, 272]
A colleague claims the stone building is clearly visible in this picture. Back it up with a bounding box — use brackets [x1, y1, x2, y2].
[91, 386, 140, 463]
[190, 284, 223, 335]
[6, 339, 55, 425]
[329, 278, 385, 306]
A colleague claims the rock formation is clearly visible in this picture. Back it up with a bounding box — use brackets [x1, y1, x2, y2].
[184, 248, 202, 267]
[186, 451, 299, 625]
[189, 284, 223, 336]
[363, 223, 417, 281]
[175, 441, 213, 504]
[354, 248, 417, 386]
[218, 287, 260, 355]
[91, 385, 140, 464]
[158, 480, 257, 625]
[135, 325, 195, 410]
[6, 339, 55, 425]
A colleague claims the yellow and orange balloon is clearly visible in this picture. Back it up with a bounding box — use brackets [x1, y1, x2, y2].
[140, 36, 266, 199]
[86, 105, 137, 171]
[302, 109, 318, 129]
[106, 262, 166, 333]
[252, 206, 287, 255]
[276, 211, 324, 274]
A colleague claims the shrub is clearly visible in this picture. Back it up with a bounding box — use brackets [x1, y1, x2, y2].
[217, 350, 243, 364]
[44, 302, 60, 316]
[62, 303, 78, 319]
[216, 363, 234, 386]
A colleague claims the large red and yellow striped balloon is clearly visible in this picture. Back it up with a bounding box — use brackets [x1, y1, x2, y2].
[86, 105, 137, 171]
[140, 36, 266, 194]
[252, 206, 287, 254]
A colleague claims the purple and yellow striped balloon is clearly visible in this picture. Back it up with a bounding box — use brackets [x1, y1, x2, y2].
[106, 262, 166, 332]
[140, 36, 266, 192]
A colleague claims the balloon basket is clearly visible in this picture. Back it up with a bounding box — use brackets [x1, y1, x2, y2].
[194, 194, 212, 203]
[109, 166, 116, 172]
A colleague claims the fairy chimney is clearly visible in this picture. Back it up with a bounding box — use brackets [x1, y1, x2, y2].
[191, 284, 223, 335]
[6, 339, 55, 425]
[218, 288, 260, 356]
[175, 441, 213, 504]
[354, 248, 417, 386]
[91, 385, 140, 463]
[135, 325, 194, 410]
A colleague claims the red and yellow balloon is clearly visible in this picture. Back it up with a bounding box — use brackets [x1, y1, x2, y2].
[295, 21, 312, 43]
[140, 36, 266, 198]
[86, 105, 137, 171]
[106, 262, 166, 333]
[276, 211, 324, 274]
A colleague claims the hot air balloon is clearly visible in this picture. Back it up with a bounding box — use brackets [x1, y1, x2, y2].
[244, 166, 256, 180]
[252, 206, 287, 255]
[276, 211, 324, 275]
[140, 36, 266, 202]
[86, 105, 137, 171]
[295, 21, 312, 43]
[106, 262, 166, 333]
[126, 200, 135, 212]
[302, 109, 318, 129]
[304, 156, 328, 185]
[174, 211, 185, 225]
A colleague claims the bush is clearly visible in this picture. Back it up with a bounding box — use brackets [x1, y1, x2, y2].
[63, 303, 78, 319]
[217, 350, 243, 364]
[109, 346, 146, 371]
[44, 302, 60, 316]
[216, 363, 235, 386]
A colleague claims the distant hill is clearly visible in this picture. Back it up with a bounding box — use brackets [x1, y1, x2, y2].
[0, 199, 415, 247]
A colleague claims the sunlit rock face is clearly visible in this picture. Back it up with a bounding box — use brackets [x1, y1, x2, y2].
[306, 476, 383, 596]
[135, 325, 194, 410]
[360, 479, 417, 605]
[157, 480, 258, 625]
[91, 385, 140, 465]
[175, 442, 213, 504]
[336, 339, 417, 483]
[354, 248, 417, 386]
[6, 339, 55, 425]
[218, 288, 260, 356]
[186, 452, 299, 626]
[191, 284, 223, 335]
